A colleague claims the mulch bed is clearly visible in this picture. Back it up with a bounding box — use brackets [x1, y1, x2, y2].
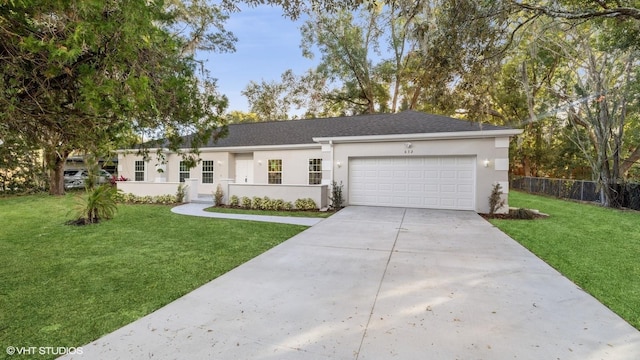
[65, 218, 100, 226]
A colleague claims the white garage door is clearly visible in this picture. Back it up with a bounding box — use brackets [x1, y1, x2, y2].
[349, 156, 476, 210]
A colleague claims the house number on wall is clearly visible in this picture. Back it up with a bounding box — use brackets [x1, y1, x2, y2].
[403, 142, 413, 154]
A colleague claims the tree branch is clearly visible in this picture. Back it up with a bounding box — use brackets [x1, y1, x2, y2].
[621, 145, 640, 174]
[514, 2, 640, 21]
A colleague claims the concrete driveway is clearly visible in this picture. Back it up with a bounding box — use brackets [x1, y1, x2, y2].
[62, 207, 640, 359]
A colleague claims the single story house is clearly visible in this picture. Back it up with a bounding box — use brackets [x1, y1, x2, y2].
[117, 110, 522, 213]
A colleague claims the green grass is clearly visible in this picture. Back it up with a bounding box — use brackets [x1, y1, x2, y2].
[490, 191, 640, 330]
[0, 194, 307, 358]
[205, 206, 334, 218]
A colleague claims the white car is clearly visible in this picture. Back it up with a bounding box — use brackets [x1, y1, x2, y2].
[63, 169, 114, 189]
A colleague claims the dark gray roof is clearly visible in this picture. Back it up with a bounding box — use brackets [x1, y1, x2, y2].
[190, 110, 513, 148]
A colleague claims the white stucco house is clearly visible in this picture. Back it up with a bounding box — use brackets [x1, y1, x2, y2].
[116, 110, 522, 213]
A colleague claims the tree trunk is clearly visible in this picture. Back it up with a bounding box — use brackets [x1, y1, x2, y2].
[49, 159, 66, 195]
[366, 97, 375, 114]
[391, 80, 400, 113]
[522, 156, 532, 176]
[409, 86, 422, 110]
[45, 148, 70, 195]
[597, 163, 625, 208]
[600, 182, 623, 209]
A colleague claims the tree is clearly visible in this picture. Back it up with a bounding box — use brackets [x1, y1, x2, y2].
[419, 0, 513, 121]
[168, 0, 237, 55]
[0, 133, 46, 193]
[298, 1, 514, 118]
[379, 0, 427, 113]
[226, 111, 261, 124]
[301, 8, 385, 114]
[223, 0, 360, 20]
[490, 19, 570, 177]
[296, 69, 338, 118]
[241, 70, 301, 120]
[0, 0, 234, 195]
[547, 25, 640, 207]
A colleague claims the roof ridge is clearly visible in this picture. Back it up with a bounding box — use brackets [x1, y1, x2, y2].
[227, 110, 412, 127]
[133, 110, 516, 149]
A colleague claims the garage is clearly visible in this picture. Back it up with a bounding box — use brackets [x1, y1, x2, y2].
[349, 156, 476, 210]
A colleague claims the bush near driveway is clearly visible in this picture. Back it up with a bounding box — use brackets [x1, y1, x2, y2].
[489, 191, 640, 330]
[0, 195, 307, 359]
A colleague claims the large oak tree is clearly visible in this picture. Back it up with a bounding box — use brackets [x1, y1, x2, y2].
[0, 0, 233, 194]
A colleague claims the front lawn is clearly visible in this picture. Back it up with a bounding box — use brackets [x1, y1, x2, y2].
[490, 191, 640, 330]
[0, 195, 307, 358]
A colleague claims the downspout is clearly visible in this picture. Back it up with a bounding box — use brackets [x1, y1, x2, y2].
[329, 140, 334, 186]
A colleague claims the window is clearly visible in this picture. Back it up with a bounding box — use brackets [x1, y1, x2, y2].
[134, 161, 145, 181]
[308, 159, 322, 185]
[268, 159, 282, 184]
[202, 161, 214, 184]
[179, 161, 190, 183]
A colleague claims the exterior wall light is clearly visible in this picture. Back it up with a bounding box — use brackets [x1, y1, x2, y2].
[483, 159, 490, 168]
[336, 161, 342, 168]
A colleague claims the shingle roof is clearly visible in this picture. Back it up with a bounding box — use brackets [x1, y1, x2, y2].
[183, 110, 513, 148]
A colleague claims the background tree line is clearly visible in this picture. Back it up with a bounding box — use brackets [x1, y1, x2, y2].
[1, 0, 639, 208]
[232, 0, 639, 207]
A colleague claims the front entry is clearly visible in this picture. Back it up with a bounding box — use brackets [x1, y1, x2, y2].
[235, 155, 254, 184]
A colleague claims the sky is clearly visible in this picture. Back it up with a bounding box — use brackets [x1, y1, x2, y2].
[200, 4, 317, 113]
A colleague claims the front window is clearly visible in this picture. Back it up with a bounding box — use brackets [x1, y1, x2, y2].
[179, 161, 190, 183]
[309, 159, 322, 185]
[202, 161, 214, 184]
[268, 159, 282, 184]
[134, 161, 145, 181]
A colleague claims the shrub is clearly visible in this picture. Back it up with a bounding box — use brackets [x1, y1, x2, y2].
[260, 197, 271, 210]
[329, 181, 344, 210]
[258, 196, 269, 210]
[488, 183, 506, 215]
[213, 184, 224, 207]
[110, 175, 129, 186]
[176, 183, 187, 203]
[154, 194, 178, 204]
[115, 192, 178, 205]
[295, 198, 317, 210]
[272, 198, 286, 211]
[241, 196, 252, 209]
[229, 195, 240, 207]
[252, 196, 263, 210]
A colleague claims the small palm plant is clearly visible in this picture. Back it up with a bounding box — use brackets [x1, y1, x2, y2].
[72, 184, 121, 224]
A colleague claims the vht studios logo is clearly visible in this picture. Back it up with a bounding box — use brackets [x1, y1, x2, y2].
[6, 346, 83, 356]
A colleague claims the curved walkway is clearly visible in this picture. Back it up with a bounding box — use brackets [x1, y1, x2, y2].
[170, 203, 325, 226]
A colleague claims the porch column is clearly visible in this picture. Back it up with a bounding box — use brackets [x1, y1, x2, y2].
[320, 141, 333, 186]
[218, 178, 234, 205]
[185, 178, 198, 203]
